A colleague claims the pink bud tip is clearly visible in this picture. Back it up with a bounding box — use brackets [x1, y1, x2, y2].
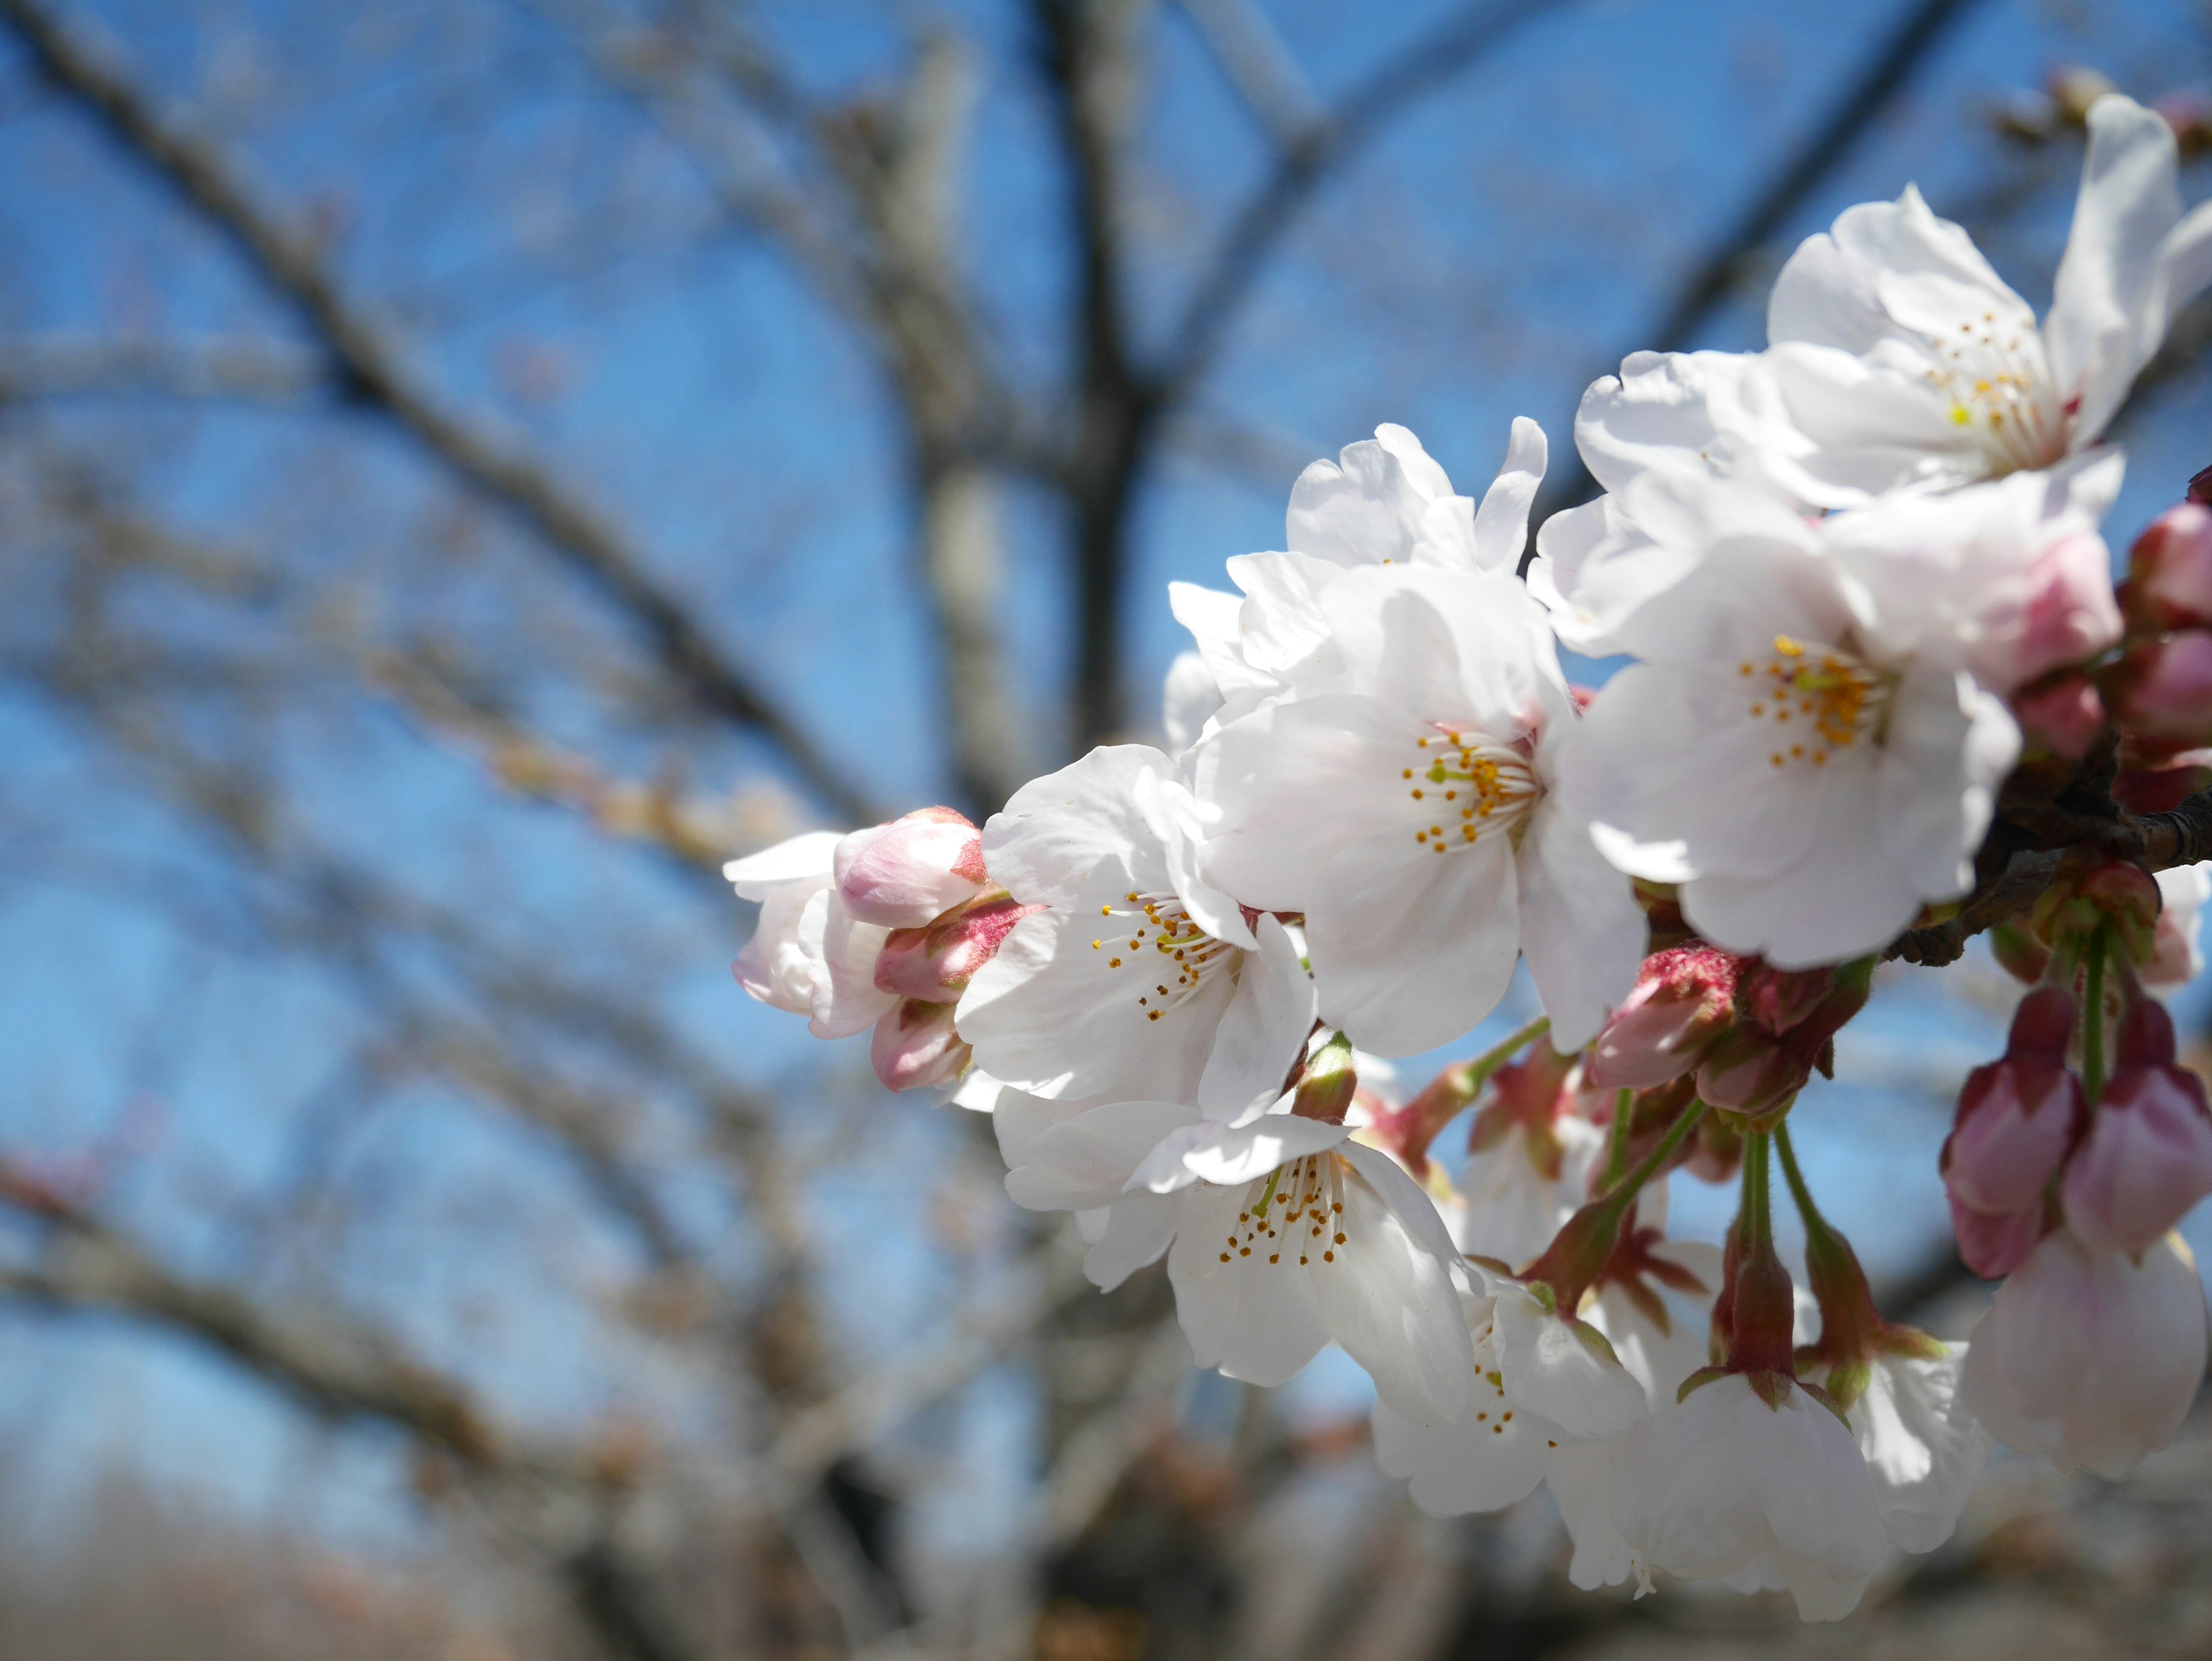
[870, 998, 969, 1092]
[2063, 1057, 2212, 1255]
[1586, 945, 1741, 1089]
[873, 895, 1037, 1000]
[2112, 631, 2212, 740]
[2127, 504, 2212, 631]
[1946, 1191, 2048, 1279]
[2013, 674, 2105, 760]
[835, 808, 988, 928]
[2012, 531, 2122, 684]
[1944, 1054, 2082, 1216]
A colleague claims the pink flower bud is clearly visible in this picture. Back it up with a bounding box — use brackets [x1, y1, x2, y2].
[2110, 631, 2212, 741]
[1942, 992, 2083, 1216]
[2013, 674, 2105, 760]
[872, 894, 1038, 1001]
[2126, 504, 2212, 631]
[2062, 1000, 2212, 1254]
[1586, 945, 1741, 1089]
[2011, 531, 2122, 684]
[835, 808, 989, 928]
[870, 998, 969, 1092]
[1694, 1030, 1805, 1114]
[1946, 1191, 2048, 1279]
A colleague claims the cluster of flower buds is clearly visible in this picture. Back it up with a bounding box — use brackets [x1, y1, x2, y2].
[1588, 947, 1872, 1121]
[2104, 504, 2212, 806]
[725, 807, 1030, 1094]
[1952, 862, 2212, 1272]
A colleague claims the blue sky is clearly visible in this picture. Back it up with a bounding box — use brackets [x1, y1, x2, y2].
[2, 0, 2211, 1575]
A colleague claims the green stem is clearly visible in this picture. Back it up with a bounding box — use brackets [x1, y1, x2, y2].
[1742, 1129, 1772, 1258]
[1604, 1087, 1634, 1187]
[1461, 1013, 1551, 1097]
[1596, 1096, 1708, 1219]
[2081, 924, 2108, 1105]
[1773, 1123, 1828, 1244]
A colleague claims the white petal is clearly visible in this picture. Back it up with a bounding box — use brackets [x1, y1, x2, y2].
[1005, 1099, 1201, 1212]
[1850, 1348, 1992, 1554]
[1467, 417, 1548, 572]
[1166, 1187, 1331, 1384]
[806, 892, 897, 1039]
[1544, 1439, 1644, 1590]
[723, 829, 844, 896]
[1516, 797, 1648, 1050]
[1129, 1115, 1350, 1193]
[1085, 1192, 1180, 1290]
[982, 744, 1177, 907]
[1313, 1149, 1475, 1420]
[957, 905, 1234, 1102]
[1197, 914, 1316, 1118]
[2048, 94, 2186, 440]
[1493, 1287, 1650, 1441]
[1376, 1359, 1554, 1515]
[1306, 820, 1521, 1058]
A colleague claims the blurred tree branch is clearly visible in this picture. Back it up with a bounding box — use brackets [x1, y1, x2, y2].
[0, 0, 886, 827]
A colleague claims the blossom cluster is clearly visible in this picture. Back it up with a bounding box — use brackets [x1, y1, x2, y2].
[727, 96, 2212, 1620]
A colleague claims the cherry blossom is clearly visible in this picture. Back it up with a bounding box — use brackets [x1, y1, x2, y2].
[1560, 467, 2099, 965]
[1960, 1227, 2210, 1479]
[999, 1069, 1476, 1420]
[958, 745, 1315, 1113]
[1198, 563, 1644, 1053]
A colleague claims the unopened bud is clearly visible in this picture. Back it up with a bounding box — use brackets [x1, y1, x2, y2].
[1586, 945, 1741, 1089]
[873, 893, 1037, 1000]
[835, 808, 989, 928]
[2062, 999, 2212, 1254]
[1695, 1027, 1805, 1115]
[2013, 674, 2106, 760]
[2012, 531, 2122, 684]
[1943, 989, 2084, 1216]
[1946, 1191, 2048, 1280]
[2125, 504, 2212, 631]
[870, 998, 969, 1092]
[1292, 1032, 1358, 1124]
[1988, 922, 2051, 984]
[2032, 860, 2162, 964]
[2109, 631, 2212, 741]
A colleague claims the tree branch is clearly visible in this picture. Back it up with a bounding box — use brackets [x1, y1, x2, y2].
[1153, 0, 1570, 404]
[0, 0, 883, 826]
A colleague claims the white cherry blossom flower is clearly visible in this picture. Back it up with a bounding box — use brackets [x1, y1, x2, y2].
[1197, 564, 1645, 1054]
[1162, 420, 1553, 742]
[1538, 96, 2212, 524]
[1559, 463, 2134, 964]
[1757, 95, 2212, 504]
[724, 830, 847, 1019]
[1374, 1228, 1719, 1566]
[1001, 1085, 1475, 1419]
[1843, 1348, 1991, 1554]
[1959, 1226, 2210, 1479]
[1529, 350, 1806, 656]
[1609, 1374, 1891, 1622]
[959, 745, 1316, 1113]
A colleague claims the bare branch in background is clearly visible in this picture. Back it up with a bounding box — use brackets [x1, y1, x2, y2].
[0, 0, 885, 826]
[0, 332, 321, 403]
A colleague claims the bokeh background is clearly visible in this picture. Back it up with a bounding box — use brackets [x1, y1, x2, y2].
[3, 1, 2212, 1657]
